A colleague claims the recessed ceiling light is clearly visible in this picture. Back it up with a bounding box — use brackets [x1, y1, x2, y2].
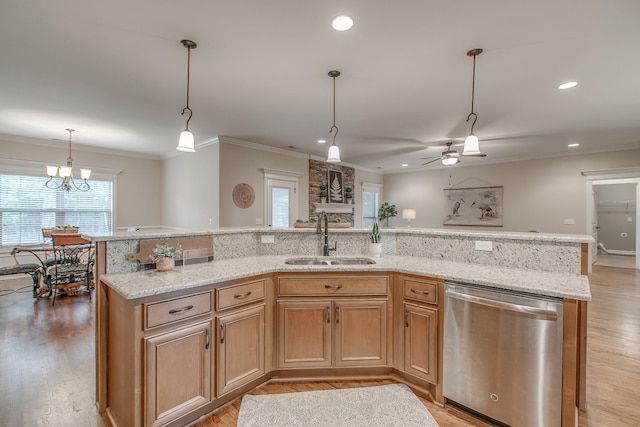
[332, 15, 353, 31]
[568, 143, 580, 147]
[558, 81, 578, 90]
[401, 164, 408, 167]
[317, 139, 326, 144]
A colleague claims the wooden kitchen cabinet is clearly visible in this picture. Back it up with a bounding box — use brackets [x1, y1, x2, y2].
[216, 304, 266, 396]
[277, 274, 389, 369]
[403, 302, 437, 383]
[144, 320, 212, 427]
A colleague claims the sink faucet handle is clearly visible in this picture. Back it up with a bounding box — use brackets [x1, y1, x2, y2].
[330, 242, 337, 253]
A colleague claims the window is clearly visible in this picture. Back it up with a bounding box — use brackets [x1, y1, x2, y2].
[0, 173, 113, 247]
[362, 182, 382, 228]
[271, 186, 291, 228]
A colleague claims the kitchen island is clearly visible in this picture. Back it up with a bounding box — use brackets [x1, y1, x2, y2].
[89, 228, 591, 427]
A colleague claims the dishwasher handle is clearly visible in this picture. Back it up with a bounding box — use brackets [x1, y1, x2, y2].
[446, 289, 558, 320]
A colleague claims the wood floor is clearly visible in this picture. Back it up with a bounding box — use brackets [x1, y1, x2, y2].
[0, 265, 638, 427]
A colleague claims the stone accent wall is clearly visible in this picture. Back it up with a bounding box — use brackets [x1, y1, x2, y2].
[308, 159, 355, 225]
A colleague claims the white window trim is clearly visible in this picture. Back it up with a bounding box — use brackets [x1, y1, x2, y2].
[360, 181, 383, 228]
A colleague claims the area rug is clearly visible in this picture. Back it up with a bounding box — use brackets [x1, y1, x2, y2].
[236, 383, 440, 427]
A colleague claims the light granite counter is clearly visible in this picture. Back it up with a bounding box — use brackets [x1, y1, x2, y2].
[100, 255, 591, 302]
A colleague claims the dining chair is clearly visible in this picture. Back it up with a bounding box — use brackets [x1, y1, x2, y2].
[44, 234, 95, 305]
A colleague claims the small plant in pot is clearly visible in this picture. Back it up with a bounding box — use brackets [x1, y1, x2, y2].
[368, 222, 382, 257]
[378, 202, 398, 228]
[319, 184, 328, 203]
[345, 187, 353, 204]
[150, 243, 182, 272]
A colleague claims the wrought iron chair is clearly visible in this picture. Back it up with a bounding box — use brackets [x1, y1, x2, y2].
[44, 234, 95, 305]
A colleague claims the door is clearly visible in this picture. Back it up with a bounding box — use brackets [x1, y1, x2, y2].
[266, 179, 297, 228]
[404, 303, 438, 383]
[144, 320, 212, 427]
[334, 300, 387, 367]
[277, 300, 332, 368]
[217, 304, 265, 396]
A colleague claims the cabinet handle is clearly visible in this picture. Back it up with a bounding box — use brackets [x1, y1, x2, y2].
[233, 291, 252, 299]
[326, 306, 331, 324]
[168, 304, 194, 315]
[410, 288, 429, 295]
[404, 309, 409, 327]
[324, 284, 343, 290]
[205, 327, 210, 350]
[220, 323, 225, 344]
[335, 306, 340, 324]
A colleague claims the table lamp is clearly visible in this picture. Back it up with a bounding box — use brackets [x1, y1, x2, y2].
[402, 209, 416, 227]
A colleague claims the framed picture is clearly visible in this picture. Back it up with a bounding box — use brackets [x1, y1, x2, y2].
[328, 170, 344, 203]
[443, 186, 503, 226]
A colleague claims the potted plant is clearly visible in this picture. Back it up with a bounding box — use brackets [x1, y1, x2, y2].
[150, 242, 182, 272]
[378, 202, 398, 228]
[345, 187, 353, 204]
[368, 222, 382, 257]
[319, 184, 328, 203]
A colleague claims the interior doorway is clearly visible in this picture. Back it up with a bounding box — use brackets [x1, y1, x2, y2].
[584, 168, 640, 271]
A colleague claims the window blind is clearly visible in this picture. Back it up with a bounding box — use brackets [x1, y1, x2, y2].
[0, 173, 113, 247]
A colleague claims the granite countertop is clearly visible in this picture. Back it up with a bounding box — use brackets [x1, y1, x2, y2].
[83, 227, 593, 243]
[101, 255, 591, 302]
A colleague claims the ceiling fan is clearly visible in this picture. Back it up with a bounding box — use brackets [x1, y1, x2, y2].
[420, 140, 488, 166]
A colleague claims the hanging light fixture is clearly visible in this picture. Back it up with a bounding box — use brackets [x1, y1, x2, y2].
[462, 48, 487, 157]
[327, 70, 342, 163]
[45, 128, 91, 192]
[176, 39, 197, 152]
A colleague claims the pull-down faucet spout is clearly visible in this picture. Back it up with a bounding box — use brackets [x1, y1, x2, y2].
[316, 211, 337, 256]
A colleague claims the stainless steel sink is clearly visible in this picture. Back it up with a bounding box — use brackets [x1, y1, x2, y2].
[285, 257, 376, 266]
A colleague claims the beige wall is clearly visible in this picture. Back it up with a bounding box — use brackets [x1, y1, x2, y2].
[219, 140, 309, 227]
[383, 148, 640, 234]
[162, 143, 220, 228]
[0, 136, 163, 228]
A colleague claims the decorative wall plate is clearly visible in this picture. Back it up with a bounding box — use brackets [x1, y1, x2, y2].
[232, 183, 255, 209]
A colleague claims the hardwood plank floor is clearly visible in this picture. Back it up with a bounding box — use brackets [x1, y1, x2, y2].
[0, 265, 638, 426]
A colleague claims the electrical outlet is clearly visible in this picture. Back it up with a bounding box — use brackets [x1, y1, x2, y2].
[563, 218, 575, 225]
[628, 217, 633, 222]
[261, 235, 275, 244]
[621, 232, 628, 238]
[475, 241, 493, 251]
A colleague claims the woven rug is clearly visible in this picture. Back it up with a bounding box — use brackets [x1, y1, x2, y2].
[237, 383, 440, 427]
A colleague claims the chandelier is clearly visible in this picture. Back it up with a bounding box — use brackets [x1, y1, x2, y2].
[45, 128, 91, 192]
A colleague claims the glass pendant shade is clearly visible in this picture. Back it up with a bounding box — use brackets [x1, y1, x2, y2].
[59, 166, 73, 177]
[441, 155, 459, 166]
[176, 130, 195, 152]
[80, 169, 92, 180]
[462, 134, 481, 155]
[327, 143, 341, 163]
[46, 165, 58, 177]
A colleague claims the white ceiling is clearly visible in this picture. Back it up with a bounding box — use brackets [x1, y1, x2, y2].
[2, 0, 639, 172]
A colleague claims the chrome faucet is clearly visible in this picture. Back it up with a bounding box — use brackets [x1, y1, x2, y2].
[316, 211, 337, 256]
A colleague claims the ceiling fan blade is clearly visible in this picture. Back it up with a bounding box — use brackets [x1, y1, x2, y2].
[462, 153, 487, 157]
[421, 157, 442, 166]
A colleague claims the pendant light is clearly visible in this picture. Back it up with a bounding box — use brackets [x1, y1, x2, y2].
[462, 48, 487, 157]
[176, 40, 197, 152]
[327, 70, 342, 163]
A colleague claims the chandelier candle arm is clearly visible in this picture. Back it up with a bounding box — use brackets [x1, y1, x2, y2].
[176, 39, 197, 152]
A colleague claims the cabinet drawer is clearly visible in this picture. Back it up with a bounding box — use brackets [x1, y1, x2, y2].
[216, 279, 265, 310]
[145, 292, 212, 329]
[403, 279, 438, 304]
[279, 276, 388, 296]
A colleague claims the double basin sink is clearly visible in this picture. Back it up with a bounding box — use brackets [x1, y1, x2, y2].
[285, 257, 376, 266]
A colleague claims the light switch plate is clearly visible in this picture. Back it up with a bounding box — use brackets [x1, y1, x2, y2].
[564, 218, 575, 225]
[475, 240, 493, 251]
[261, 235, 275, 244]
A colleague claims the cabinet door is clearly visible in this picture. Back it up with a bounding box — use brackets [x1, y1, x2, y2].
[404, 303, 438, 383]
[334, 300, 387, 367]
[216, 304, 265, 396]
[277, 300, 332, 368]
[145, 320, 212, 427]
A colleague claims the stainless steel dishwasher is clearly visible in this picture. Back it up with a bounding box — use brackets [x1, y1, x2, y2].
[443, 281, 563, 427]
